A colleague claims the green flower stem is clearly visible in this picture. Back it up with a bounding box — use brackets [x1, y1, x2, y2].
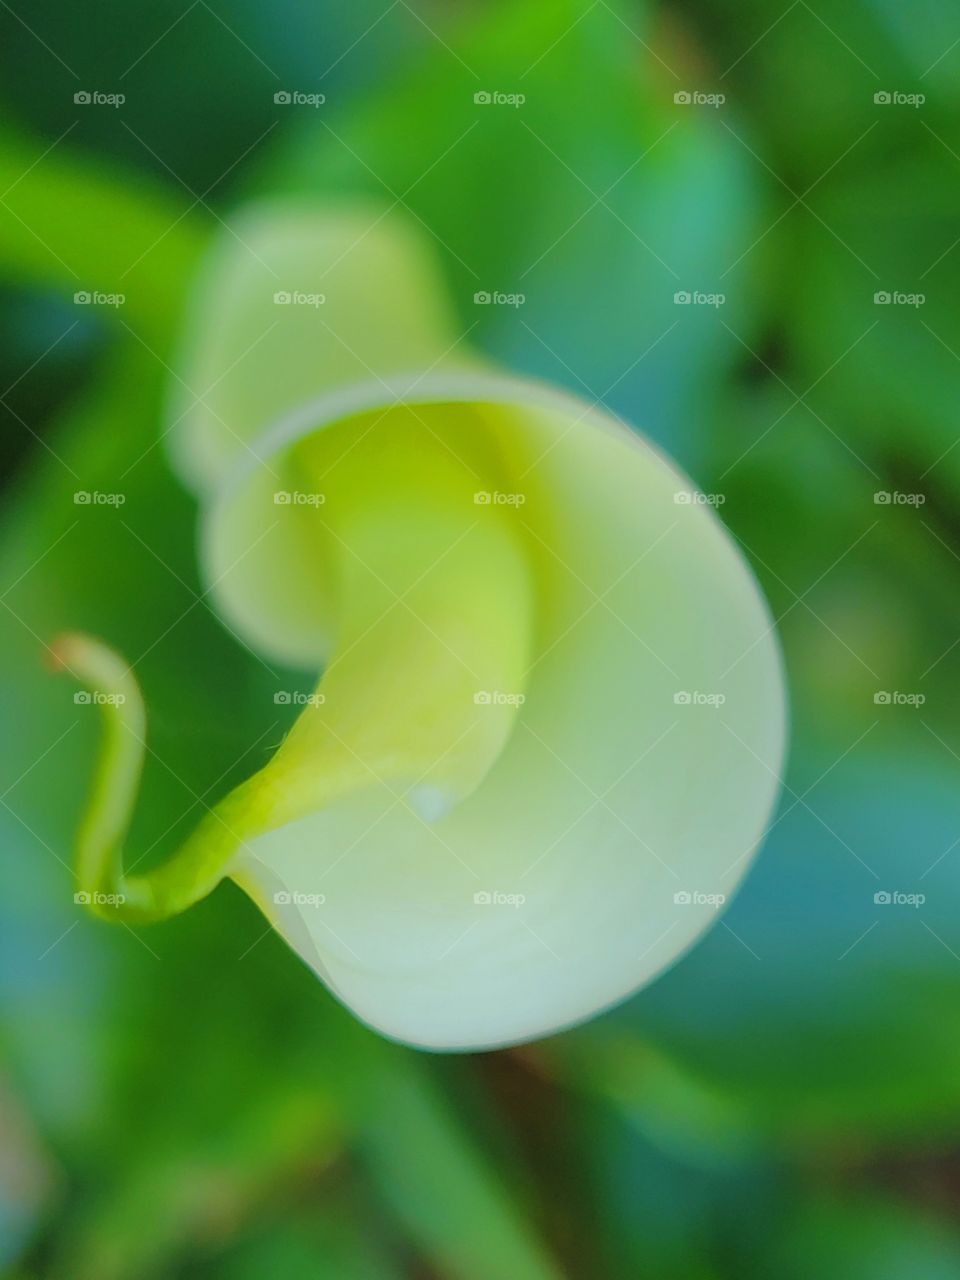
[50, 632, 260, 923]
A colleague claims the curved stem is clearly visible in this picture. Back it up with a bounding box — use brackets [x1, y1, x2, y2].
[50, 632, 257, 923]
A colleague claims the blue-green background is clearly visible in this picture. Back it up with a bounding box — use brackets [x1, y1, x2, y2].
[2, 1, 960, 1276]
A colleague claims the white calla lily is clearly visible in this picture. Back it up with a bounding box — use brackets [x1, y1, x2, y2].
[58, 205, 785, 1051]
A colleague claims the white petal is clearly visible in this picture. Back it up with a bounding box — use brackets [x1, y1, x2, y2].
[212, 375, 785, 1050]
[166, 203, 468, 498]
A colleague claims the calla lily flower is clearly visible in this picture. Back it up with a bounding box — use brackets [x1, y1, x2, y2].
[57, 204, 785, 1051]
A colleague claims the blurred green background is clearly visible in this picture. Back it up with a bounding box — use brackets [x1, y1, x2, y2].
[2, 0, 960, 1276]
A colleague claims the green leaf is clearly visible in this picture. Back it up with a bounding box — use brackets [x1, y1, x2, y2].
[0, 130, 207, 342]
[349, 1048, 563, 1280]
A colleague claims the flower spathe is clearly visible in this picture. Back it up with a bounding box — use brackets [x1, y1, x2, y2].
[58, 204, 786, 1051]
